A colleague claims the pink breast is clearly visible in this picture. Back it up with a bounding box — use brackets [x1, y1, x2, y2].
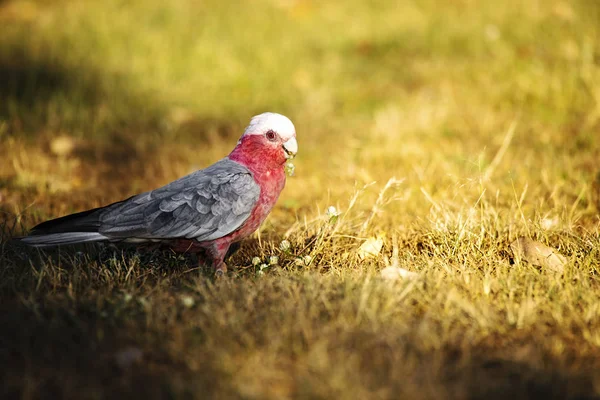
[225, 168, 286, 242]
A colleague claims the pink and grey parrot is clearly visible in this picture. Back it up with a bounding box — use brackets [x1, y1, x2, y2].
[19, 112, 298, 274]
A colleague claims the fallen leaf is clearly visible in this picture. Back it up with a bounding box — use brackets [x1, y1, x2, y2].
[50, 135, 76, 157]
[510, 237, 567, 273]
[380, 266, 418, 281]
[357, 235, 384, 260]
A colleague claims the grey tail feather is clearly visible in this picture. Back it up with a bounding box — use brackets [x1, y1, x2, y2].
[19, 232, 109, 247]
[28, 196, 133, 235]
[29, 208, 102, 235]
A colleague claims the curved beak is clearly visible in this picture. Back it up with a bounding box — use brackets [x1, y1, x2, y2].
[283, 137, 298, 159]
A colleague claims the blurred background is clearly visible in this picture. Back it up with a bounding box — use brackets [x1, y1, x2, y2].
[1, 2, 600, 398]
[1, 0, 598, 231]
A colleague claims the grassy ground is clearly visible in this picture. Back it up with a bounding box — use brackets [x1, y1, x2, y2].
[1, 0, 600, 398]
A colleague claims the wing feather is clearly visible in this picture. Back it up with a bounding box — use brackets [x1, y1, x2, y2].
[98, 159, 260, 241]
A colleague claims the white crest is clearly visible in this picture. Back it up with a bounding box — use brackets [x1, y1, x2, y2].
[242, 112, 296, 141]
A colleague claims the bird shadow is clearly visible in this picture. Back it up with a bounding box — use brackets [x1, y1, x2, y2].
[0, 232, 267, 286]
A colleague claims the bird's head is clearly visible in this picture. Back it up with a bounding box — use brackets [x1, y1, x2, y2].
[229, 112, 298, 170]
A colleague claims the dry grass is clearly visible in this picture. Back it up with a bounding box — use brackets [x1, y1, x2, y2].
[1, 0, 600, 398]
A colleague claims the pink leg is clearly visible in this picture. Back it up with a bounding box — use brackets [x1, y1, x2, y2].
[170, 238, 231, 275]
[204, 240, 231, 276]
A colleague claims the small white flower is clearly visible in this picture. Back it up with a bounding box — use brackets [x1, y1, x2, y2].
[303, 255, 312, 265]
[541, 216, 559, 230]
[279, 240, 291, 252]
[269, 255, 279, 265]
[137, 297, 149, 309]
[259, 263, 269, 271]
[180, 295, 195, 308]
[252, 257, 261, 266]
[326, 206, 341, 218]
[285, 162, 295, 177]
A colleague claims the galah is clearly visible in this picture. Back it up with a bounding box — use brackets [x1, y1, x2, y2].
[19, 112, 298, 274]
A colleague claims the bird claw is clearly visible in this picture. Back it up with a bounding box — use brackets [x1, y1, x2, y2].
[214, 262, 228, 277]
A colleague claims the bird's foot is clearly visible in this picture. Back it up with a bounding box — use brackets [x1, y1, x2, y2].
[214, 262, 228, 277]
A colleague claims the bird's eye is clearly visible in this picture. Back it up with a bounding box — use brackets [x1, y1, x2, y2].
[265, 130, 277, 141]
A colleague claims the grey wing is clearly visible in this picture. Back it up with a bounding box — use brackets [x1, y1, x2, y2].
[98, 159, 261, 242]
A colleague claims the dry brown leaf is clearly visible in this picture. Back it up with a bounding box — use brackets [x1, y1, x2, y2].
[50, 136, 76, 157]
[380, 266, 418, 281]
[510, 237, 567, 274]
[357, 235, 384, 260]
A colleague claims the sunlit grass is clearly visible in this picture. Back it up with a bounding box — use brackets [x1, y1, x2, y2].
[1, 0, 599, 398]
